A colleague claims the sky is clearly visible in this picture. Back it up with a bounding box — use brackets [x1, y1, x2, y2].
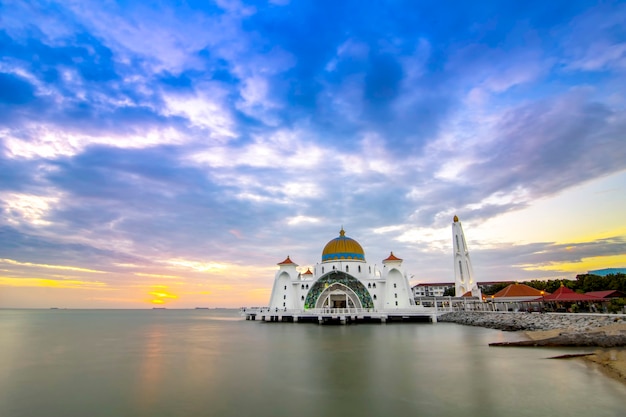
[1, 0, 625, 308]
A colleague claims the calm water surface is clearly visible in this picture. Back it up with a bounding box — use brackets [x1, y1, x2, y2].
[1, 309, 624, 417]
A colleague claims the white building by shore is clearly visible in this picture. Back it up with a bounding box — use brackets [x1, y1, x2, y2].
[267, 228, 415, 311]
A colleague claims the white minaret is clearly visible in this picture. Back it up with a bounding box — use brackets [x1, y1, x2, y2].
[452, 215, 481, 298]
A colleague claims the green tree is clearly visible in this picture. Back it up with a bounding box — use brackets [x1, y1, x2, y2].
[575, 273, 626, 292]
[481, 282, 511, 295]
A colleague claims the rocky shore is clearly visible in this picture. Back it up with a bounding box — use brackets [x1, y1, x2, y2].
[439, 311, 626, 334]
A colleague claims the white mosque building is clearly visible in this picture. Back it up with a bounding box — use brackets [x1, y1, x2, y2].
[267, 228, 415, 312]
[243, 217, 481, 323]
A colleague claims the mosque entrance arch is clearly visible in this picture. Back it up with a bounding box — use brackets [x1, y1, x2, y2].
[316, 283, 360, 309]
[304, 271, 374, 309]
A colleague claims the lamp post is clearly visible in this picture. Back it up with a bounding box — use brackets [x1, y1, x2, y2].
[540, 290, 545, 313]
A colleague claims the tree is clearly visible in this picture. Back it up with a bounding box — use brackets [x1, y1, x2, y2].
[443, 287, 455, 297]
[481, 282, 511, 295]
[575, 273, 626, 292]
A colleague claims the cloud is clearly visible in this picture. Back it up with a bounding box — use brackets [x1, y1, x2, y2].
[0, 258, 106, 274]
[0, 276, 108, 289]
[1, 1, 625, 306]
[557, 2, 626, 72]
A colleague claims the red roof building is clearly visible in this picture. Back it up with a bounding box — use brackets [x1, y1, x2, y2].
[584, 290, 626, 299]
[540, 285, 602, 302]
[492, 283, 547, 300]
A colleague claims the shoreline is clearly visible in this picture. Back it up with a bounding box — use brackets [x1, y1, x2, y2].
[526, 323, 626, 387]
[581, 349, 626, 386]
[440, 311, 626, 386]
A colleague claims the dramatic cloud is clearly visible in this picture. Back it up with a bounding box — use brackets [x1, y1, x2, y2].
[1, 0, 625, 307]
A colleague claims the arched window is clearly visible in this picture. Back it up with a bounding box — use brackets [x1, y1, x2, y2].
[346, 265, 349, 272]
[301, 284, 304, 289]
[358, 266, 361, 273]
[369, 266, 371, 273]
[301, 296, 304, 300]
[306, 284, 309, 289]
[393, 283, 397, 288]
[368, 283, 371, 288]
[332, 265, 335, 270]
[459, 261, 464, 279]
[373, 294, 377, 300]
[373, 283, 376, 288]
[322, 267, 324, 274]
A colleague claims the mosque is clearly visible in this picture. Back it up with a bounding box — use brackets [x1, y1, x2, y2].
[243, 217, 478, 323]
[267, 228, 415, 312]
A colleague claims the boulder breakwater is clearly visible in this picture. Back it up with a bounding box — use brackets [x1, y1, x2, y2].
[439, 311, 624, 331]
[440, 311, 626, 347]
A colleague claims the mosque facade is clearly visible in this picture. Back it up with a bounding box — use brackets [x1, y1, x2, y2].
[267, 228, 415, 311]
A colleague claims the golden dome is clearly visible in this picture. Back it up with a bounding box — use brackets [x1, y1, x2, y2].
[322, 228, 365, 262]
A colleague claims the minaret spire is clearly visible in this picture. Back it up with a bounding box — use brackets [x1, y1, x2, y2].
[452, 215, 481, 298]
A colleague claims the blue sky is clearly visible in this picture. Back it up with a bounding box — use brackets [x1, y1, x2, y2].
[1, 0, 625, 308]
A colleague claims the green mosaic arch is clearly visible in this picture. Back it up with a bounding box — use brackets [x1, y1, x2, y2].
[304, 271, 374, 309]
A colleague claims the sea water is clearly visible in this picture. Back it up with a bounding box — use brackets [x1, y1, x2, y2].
[1, 309, 624, 417]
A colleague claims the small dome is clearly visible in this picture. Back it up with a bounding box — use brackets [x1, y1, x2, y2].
[322, 228, 365, 262]
[383, 252, 402, 262]
[277, 255, 296, 266]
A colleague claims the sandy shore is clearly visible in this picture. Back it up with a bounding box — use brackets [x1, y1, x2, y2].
[582, 349, 626, 385]
[525, 322, 626, 341]
[526, 323, 626, 386]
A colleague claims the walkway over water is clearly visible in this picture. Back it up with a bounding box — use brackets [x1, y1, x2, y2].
[241, 305, 454, 324]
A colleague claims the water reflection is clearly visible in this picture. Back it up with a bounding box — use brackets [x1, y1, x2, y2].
[135, 323, 165, 412]
[1, 310, 625, 417]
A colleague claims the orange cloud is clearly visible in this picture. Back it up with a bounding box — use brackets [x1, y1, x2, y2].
[521, 254, 626, 273]
[0, 277, 108, 289]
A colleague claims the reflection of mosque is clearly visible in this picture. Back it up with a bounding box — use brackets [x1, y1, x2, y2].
[268, 228, 414, 311]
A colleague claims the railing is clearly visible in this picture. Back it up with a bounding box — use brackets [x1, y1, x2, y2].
[241, 305, 454, 315]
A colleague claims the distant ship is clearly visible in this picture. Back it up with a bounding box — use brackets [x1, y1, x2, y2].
[195, 307, 210, 309]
